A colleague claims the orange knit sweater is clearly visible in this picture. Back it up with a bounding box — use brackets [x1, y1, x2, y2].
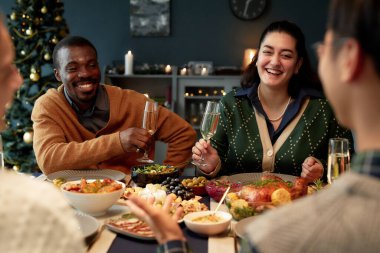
[32, 85, 196, 175]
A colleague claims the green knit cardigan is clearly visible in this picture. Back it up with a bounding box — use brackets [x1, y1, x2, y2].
[211, 89, 354, 177]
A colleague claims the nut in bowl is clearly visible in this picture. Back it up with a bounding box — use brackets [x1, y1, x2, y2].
[61, 178, 125, 216]
[183, 210, 232, 236]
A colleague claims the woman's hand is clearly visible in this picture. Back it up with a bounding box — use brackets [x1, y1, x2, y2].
[126, 194, 185, 244]
[301, 156, 324, 184]
[192, 138, 220, 174]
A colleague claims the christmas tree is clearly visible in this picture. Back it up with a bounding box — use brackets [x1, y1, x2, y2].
[1, 0, 69, 173]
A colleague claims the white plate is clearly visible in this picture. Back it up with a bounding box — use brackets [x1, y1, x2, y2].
[234, 216, 256, 239]
[47, 169, 126, 181]
[227, 172, 297, 184]
[75, 212, 100, 245]
[105, 213, 156, 241]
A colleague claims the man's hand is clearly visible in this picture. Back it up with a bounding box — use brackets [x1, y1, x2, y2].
[119, 128, 151, 152]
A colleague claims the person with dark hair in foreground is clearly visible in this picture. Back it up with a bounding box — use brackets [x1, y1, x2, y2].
[0, 15, 86, 253]
[127, 0, 380, 252]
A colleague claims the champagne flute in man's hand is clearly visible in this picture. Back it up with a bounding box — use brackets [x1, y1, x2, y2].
[137, 101, 158, 164]
[192, 101, 220, 167]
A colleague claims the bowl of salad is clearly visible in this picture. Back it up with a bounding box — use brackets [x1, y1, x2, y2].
[131, 164, 180, 187]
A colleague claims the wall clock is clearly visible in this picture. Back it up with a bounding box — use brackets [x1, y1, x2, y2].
[230, 0, 267, 20]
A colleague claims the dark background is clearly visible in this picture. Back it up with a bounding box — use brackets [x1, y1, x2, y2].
[1, 0, 329, 74]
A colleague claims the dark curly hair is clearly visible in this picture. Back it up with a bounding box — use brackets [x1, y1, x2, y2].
[241, 20, 321, 97]
[53, 35, 98, 69]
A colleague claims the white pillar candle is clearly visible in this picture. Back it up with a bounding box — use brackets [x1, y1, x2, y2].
[180, 67, 187, 75]
[165, 65, 172, 74]
[201, 67, 208, 76]
[125, 50, 133, 75]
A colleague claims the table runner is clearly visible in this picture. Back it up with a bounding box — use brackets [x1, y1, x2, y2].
[87, 205, 127, 253]
[208, 199, 236, 253]
[88, 189, 236, 253]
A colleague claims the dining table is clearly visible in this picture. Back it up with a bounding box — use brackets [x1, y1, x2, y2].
[35, 169, 265, 253]
[87, 193, 238, 253]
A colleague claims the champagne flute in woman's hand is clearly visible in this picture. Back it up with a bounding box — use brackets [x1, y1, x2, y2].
[137, 101, 158, 164]
[192, 101, 220, 167]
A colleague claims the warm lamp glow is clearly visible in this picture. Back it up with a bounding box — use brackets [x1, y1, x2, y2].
[242, 48, 257, 70]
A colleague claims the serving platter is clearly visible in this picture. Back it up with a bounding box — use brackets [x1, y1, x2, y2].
[47, 169, 126, 181]
[75, 212, 100, 245]
[105, 213, 156, 241]
[227, 172, 297, 184]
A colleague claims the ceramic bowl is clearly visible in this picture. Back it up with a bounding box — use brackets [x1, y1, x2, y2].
[61, 179, 125, 216]
[131, 164, 180, 187]
[183, 210, 232, 236]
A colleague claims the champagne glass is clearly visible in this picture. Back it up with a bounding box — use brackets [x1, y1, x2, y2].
[137, 101, 158, 164]
[327, 138, 350, 184]
[192, 101, 220, 167]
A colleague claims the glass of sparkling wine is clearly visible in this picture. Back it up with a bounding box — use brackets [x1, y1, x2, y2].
[0, 135, 5, 172]
[137, 101, 158, 164]
[327, 138, 350, 184]
[193, 101, 220, 167]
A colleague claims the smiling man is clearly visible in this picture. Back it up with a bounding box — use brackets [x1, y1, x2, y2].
[32, 36, 196, 175]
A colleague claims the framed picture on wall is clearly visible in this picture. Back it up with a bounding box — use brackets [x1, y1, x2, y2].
[130, 0, 171, 37]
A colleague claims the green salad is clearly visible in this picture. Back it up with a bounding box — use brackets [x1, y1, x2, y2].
[135, 164, 176, 174]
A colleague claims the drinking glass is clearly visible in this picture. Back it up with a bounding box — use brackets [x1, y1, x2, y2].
[0, 135, 5, 172]
[327, 138, 350, 184]
[192, 101, 220, 167]
[137, 101, 158, 164]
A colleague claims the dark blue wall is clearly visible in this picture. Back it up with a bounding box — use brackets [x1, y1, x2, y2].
[1, 0, 329, 73]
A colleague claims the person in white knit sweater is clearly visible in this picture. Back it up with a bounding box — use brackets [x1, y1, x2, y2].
[126, 0, 380, 252]
[0, 14, 86, 253]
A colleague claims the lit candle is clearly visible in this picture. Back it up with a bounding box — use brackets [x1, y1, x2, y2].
[180, 67, 187, 75]
[201, 67, 208, 76]
[165, 65, 172, 74]
[124, 50, 133, 75]
[242, 48, 257, 70]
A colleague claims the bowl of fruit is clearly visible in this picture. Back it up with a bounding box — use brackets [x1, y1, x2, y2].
[181, 176, 208, 196]
[205, 180, 242, 202]
[131, 164, 180, 187]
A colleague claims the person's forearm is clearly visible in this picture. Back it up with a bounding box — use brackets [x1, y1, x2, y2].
[34, 130, 124, 174]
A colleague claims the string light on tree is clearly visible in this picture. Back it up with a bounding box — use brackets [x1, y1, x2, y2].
[25, 26, 33, 35]
[41, 6, 48, 14]
[51, 36, 58, 44]
[55, 15, 62, 22]
[10, 12, 17, 20]
[43, 52, 51, 61]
